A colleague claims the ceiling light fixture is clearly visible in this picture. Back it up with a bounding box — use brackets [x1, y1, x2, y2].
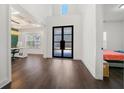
[119, 4, 124, 9]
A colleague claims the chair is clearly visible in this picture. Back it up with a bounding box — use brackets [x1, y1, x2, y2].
[11, 49, 20, 60]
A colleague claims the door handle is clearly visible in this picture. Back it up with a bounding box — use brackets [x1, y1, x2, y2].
[60, 40, 65, 50]
[60, 40, 63, 50]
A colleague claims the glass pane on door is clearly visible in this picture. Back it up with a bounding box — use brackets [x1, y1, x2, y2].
[63, 27, 72, 58]
[54, 35, 61, 42]
[54, 50, 62, 57]
[64, 27, 72, 34]
[54, 28, 62, 35]
[53, 27, 62, 57]
[65, 43, 72, 50]
[64, 35, 71, 41]
[54, 43, 60, 50]
[63, 50, 72, 57]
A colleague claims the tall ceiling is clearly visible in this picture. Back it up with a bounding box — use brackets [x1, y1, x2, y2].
[20, 4, 52, 25]
[11, 5, 41, 29]
[11, 4, 124, 29]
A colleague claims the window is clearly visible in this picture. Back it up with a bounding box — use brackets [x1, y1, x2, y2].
[60, 4, 68, 15]
[25, 33, 41, 49]
[103, 32, 107, 49]
[103, 32, 107, 41]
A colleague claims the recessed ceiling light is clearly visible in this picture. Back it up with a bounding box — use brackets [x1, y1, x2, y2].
[119, 4, 124, 9]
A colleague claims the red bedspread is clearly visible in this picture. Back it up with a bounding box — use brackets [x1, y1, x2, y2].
[103, 50, 124, 61]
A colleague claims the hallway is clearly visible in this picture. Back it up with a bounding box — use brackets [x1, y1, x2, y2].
[3, 54, 123, 89]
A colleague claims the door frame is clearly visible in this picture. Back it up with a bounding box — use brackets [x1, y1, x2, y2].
[52, 25, 74, 59]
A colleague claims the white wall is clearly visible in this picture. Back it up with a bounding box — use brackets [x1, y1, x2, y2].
[103, 21, 124, 50]
[102, 4, 124, 22]
[102, 4, 124, 50]
[19, 27, 44, 55]
[0, 5, 11, 88]
[122, 22, 124, 49]
[95, 5, 103, 79]
[45, 15, 82, 60]
[79, 5, 103, 79]
[80, 5, 96, 78]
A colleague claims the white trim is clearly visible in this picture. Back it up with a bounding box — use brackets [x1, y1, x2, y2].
[0, 79, 11, 88]
[0, 5, 12, 89]
[81, 60, 96, 79]
[8, 4, 12, 84]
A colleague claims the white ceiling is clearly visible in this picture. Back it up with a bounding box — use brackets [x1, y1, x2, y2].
[20, 4, 52, 25]
[103, 4, 124, 21]
[10, 5, 41, 29]
[11, 4, 124, 29]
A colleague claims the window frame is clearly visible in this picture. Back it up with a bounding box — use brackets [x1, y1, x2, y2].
[25, 33, 41, 49]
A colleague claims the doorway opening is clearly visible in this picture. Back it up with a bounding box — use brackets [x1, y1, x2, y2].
[52, 25, 73, 58]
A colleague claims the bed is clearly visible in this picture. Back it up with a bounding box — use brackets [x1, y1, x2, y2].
[103, 50, 124, 61]
[103, 50, 124, 68]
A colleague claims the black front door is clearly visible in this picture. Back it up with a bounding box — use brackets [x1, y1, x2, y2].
[52, 25, 73, 58]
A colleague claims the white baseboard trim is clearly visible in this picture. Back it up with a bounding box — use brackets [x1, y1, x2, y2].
[0, 79, 10, 88]
[95, 76, 103, 80]
[80, 60, 96, 78]
[81, 60, 103, 80]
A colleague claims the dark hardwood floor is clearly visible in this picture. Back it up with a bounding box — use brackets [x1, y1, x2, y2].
[2, 54, 124, 89]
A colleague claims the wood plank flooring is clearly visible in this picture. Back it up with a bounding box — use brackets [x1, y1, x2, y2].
[2, 54, 124, 89]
